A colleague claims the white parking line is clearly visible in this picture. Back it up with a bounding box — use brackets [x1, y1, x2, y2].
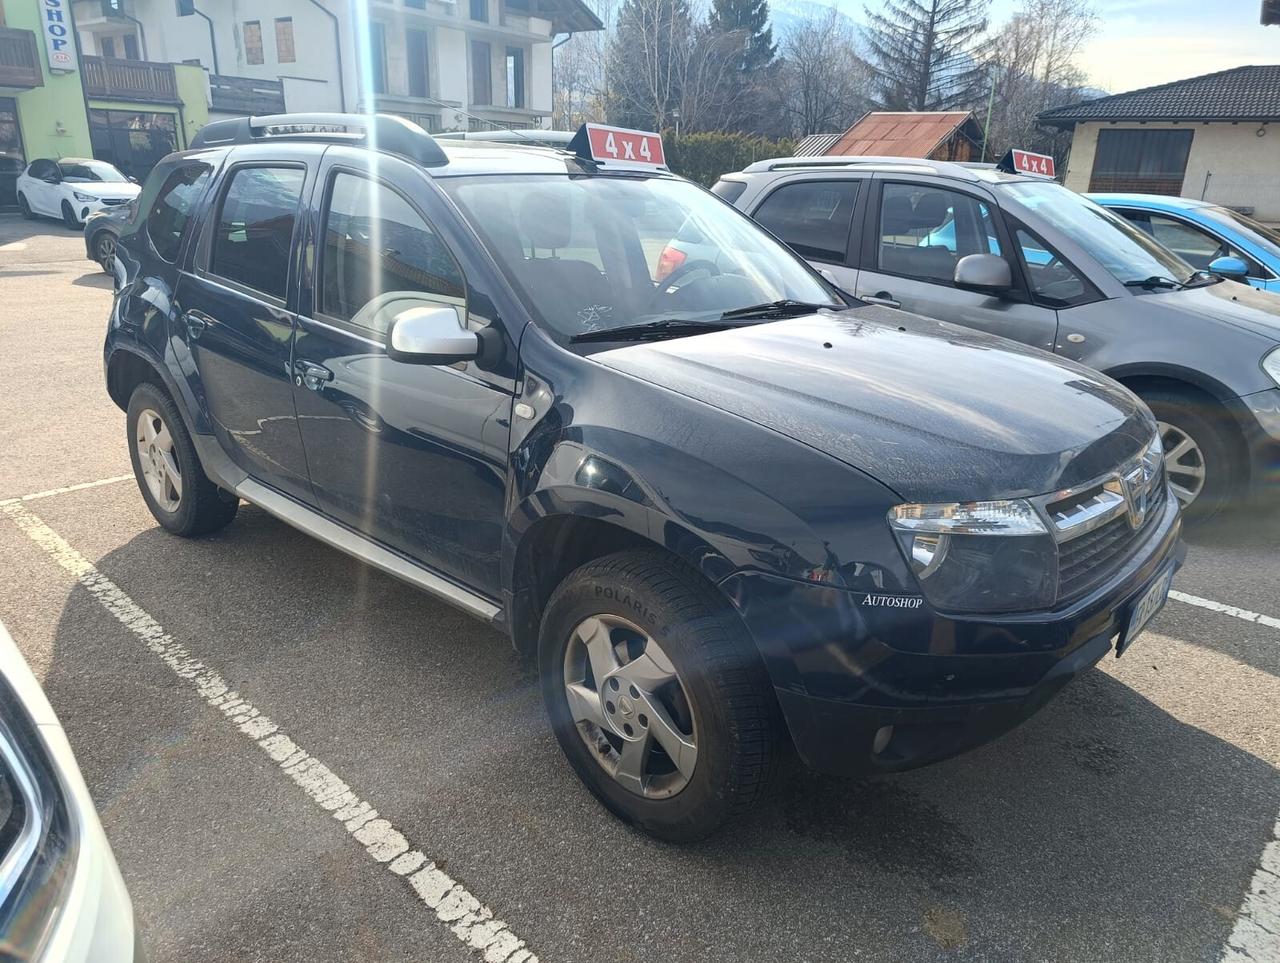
[1171, 591, 1280, 635]
[0, 500, 539, 963]
[0, 474, 133, 506]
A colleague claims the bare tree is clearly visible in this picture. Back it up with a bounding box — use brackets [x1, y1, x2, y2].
[553, 0, 618, 128]
[982, 0, 1097, 160]
[777, 10, 873, 137]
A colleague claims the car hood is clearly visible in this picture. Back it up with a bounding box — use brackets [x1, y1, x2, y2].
[593, 307, 1155, 504]
[66, 182, 139, 200]
[1152, 280, 1280, 341]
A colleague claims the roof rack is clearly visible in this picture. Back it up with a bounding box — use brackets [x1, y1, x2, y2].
[189, 113, 449, 167]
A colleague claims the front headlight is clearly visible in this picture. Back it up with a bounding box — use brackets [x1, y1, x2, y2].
[888, 500, 1057, 613]
[1263, 346, 1280, 389]
[72, 191, 97, 202]
[0, 676, 78, 960]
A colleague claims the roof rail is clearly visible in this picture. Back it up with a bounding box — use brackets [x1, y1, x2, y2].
[189, 113, 449, 167]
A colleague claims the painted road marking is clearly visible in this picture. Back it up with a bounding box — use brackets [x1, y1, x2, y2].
[1171, 590, 1280, 635]
[0, 474, 133, 506]
[1221, 813, 1280, 963]
[1, 500, 538, 963]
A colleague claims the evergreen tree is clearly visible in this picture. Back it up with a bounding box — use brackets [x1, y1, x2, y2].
[710, 0, 776, 73]
[864, 0, 992, 110]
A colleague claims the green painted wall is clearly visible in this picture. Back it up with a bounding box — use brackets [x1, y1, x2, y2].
[174, 64, 208, 147]
[2, 1, 92, 159]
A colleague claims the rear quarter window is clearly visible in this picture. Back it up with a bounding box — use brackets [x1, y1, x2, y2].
[144, 163, 212, 264]
[711, 179, 747, 204]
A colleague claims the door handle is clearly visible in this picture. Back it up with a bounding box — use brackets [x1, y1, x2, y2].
[293, 360, 334, 392]
[861, 291, 901, 309]
[183, 309, 214, 340]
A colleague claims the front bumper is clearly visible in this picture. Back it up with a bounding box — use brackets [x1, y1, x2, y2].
[721, 487, 1184, 776]
[1237, 387, 1280, 499]
[74, 198, 129, 225]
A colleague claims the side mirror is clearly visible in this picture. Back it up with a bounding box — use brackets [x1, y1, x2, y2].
[954, 253, 1012, 294]
[387, 304, 478, 365]
[1208, 255, 1249, 282]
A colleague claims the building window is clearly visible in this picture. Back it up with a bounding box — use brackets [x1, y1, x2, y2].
[367, 22, 387, 95]
[87, 109, 177, 183]
[504, 47, 524, 108]
[100, 36, 116, 58]
[275, 18, 296, 64]
[471, 40, 491, 105]
[407, 30, 429, 99]
[123, 33, 139, 59]
[405, 0, 426, 7]
[470, 0, 489, 22]
[243, 20, 264, 65]
[1088, 128, 1195, 196]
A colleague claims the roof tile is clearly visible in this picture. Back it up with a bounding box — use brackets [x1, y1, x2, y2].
[1040, 65, 1280, 125]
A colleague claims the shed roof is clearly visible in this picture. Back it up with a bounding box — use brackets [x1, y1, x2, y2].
[825, 111, 979, 157]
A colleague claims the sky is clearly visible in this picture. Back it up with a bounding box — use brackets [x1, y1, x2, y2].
[821, 0, 1279, 93]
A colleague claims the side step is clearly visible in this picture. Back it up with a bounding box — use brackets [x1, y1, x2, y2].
[235, 478, 503, 624]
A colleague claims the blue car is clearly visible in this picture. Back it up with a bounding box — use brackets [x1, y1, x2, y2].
[1090, 193, 1280, 292]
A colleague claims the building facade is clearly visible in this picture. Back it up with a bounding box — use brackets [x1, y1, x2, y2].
[1040, 66, 1280, 223]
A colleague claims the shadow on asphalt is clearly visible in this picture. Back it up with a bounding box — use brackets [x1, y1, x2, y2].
[41, 504, 1276, 963]
[71, 271, 112, 289]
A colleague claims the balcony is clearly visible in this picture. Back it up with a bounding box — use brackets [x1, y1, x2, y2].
[210, 75, 286, 115]
[0, 27, 43, 89]
[83, 56, 180, 105]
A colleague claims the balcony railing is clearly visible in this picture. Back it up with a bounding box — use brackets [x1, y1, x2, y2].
[0, 27, 43, 89]
[210, 75, 286, 115]
[83, 56, 180, 105]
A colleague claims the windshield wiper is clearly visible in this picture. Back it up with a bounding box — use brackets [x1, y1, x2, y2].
[1123, 276, 1183, 290]
[1183, 270, 1224, 288]
[569, 318, 752, 344]
[719, 299, 833, 320]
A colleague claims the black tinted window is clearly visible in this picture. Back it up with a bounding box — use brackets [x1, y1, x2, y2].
[754, 181, 858, 262]
[28, 160, 56, 180]
[210, 166, 305, 301]
[711, 179, 747, 203]
[878, 183, 1002, 283]
[147, 164, 211, 264]
[1015, 227, 1091, 306]
[320, 173, 465, 332]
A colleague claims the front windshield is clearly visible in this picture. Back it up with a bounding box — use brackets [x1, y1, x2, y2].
[443, 174, 841, 340]
[1203, 206, 1280, 262]
[58, 160, 128, 183]
[1001, 181, 1194, 286]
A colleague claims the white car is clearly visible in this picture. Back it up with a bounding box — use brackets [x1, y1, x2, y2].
[16, 158, 140, 229]
[0, 621, 137, 961]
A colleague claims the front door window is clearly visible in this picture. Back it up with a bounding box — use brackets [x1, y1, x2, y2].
[877, 183, 1001, 284]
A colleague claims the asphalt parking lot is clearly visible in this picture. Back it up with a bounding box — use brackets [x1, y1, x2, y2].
[0, 213, 1277, 963]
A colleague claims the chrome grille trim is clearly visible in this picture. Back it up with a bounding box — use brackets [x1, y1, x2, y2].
[1034, 434, 1164, 543]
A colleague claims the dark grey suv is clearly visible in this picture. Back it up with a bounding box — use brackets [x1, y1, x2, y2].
[713, 157, 1280, 518]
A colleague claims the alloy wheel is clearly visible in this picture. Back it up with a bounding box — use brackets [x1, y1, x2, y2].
[1157, 420, 1206, 508]
[135, 407, 183, 513]
[97, 233, 116, 273]
[562, 614, 698, 798]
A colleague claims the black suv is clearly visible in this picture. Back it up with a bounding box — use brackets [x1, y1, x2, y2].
[104, 114, 1183, 841]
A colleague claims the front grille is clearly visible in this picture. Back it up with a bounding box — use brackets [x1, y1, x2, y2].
[100, 198, 127, 206]
[1057, 481, 1166, 600]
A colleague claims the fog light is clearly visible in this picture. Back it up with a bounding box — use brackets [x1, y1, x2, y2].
[872, 725, 893, 755]
[81, 207, 90, 219]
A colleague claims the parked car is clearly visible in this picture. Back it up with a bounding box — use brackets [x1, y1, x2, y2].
[105, 114, 1182, 841]
[716, 157, 1280, 518]
[16, 158, 140, 229]
[0, 621, 137, 960]
[1090, 192, 1280, 292]
[84, 201, 136, 276]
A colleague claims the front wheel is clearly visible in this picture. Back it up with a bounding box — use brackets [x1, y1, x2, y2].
[127, 382, 239, 536]
[94, 231, 117, 274]
[61, 200, 81, 230]
[1142, 390, 1238, 521]
[539, 550, 784, 842]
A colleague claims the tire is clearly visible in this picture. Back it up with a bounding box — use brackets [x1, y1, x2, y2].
[17, 193, 33, 219]
[94, 231, 117, 274]
[539, 549, 784, 842]
[61, 200, 81, 230]
[1141, 389, 1238, 522]
[126, 382, 239, 537]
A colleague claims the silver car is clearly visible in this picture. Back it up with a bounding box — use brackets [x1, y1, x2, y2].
[711, 157, 1280, 518]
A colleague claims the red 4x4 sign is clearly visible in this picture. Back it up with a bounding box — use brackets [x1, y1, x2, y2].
[571, 124, 667, 169]
[1005, 148, 1055, 179]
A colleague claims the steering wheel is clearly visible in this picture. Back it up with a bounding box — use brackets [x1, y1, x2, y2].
[657, 259, 721, 296]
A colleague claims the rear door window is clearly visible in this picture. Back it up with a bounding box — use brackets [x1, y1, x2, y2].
[147, 163, 211, 264]
[209, 165, 305, 302]
[753, 180, 859, 263]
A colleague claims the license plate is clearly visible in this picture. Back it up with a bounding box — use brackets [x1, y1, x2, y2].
[1118, 568, 1173, 656]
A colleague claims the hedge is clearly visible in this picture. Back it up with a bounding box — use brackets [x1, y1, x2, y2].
[661, 131, 796, 186]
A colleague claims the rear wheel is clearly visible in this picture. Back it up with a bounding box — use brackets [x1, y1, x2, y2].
[539, 550, 783, 842]
[61, 200, 80, 230]
[127, 383, 239, 536]
[1141, 390, 1238, 521]
[94, 231, 117, 273]
[17, 193, 33, 219]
